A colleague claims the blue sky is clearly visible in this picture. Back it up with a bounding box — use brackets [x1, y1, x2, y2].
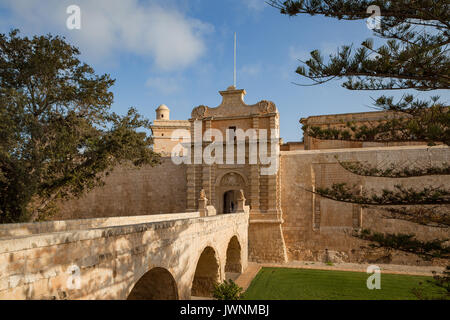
[1, 0, 448, 142]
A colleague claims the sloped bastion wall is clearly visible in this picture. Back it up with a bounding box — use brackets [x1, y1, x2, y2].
[280, 145, 449, 266]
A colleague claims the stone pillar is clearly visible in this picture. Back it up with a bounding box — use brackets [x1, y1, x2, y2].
[266, 115, 279, 214]
[249, 165, 260, 213]
[266, 174, 277, 213]
[186, 121, 198, 211]
[250, 117, 260, 212]
[247, 114, 287, 263]
[202, 165, 212, 202]
[186, 163, 197, 211]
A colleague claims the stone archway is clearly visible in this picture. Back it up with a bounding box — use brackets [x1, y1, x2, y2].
[223, 190, 240, 213]
[191, 246, 220, 297]
[215, 172, 248, 214]
[127, 267, 178, 300]
[225, 236, 242, 280]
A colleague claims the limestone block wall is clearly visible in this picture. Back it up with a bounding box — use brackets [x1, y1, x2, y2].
[0, 212, 199, 238]
[0, 212, 249, 300]
[55, 157, 187, 220]
[248, 222, 287, 263]
[280, 145, 450, 265]
[304, 137, 428, 151]
[300, 110, 430, 150]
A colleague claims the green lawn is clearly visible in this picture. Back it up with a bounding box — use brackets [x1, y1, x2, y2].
[242, 267, 447, 300]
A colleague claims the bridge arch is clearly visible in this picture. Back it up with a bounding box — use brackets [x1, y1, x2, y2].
[225, 235, 242, 274]
[127, 267, 178, 300]
[191, 246, 220, 297]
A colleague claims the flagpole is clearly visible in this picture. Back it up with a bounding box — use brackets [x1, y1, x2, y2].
[234, 32, 236, 88]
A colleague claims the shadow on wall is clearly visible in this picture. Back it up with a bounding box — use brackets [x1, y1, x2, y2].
[225, 236, 242, 273]
[127, 267, 178, 300]
[191, 247, 220, 298]
[0, 213, 246, 300]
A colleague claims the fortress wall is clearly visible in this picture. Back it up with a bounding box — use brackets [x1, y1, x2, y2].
[300, 110, 429, 150]
[305, 136, 429, 150]
[54, 157, 187, 220]
[280, 145, 450, 265]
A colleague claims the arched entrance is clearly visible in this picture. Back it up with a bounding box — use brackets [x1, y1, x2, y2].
[191, 247, 220, 297]
[215, 172, 248, 214]
[127, 267, 178, 300]
[223, 190, 239, 213]
[225, 236, 242, 280]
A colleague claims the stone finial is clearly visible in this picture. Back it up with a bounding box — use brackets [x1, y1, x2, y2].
[199, 189, 207, 201]
[238, 189, 245, 201]
[237, 189, 246, 212]
[198, 189, 208, 217]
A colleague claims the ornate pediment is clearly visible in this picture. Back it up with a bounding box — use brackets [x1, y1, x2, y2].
[257, 100, 276, 114]
[191, 105, 207, 120]
[189, 87, 278, 120]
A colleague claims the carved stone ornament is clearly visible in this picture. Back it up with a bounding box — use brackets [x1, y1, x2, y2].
[258, 100, 276, 114]
[221, 172, 244, 187]
[191, 105, 207, 119]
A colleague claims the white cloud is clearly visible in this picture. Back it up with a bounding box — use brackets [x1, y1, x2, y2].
[240, 63, 262, 77]
[146, 76, 184, 95]
[288, 46, 310, 61]
[289, 42, 340, 62]
[0, 0, 213, 70]
[243, 0, 267, 12]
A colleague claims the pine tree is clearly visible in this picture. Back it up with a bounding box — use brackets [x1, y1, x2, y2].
[270, 0, 449, 298]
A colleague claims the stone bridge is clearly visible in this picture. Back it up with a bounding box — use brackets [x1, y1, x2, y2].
[0, 208, 249, 300]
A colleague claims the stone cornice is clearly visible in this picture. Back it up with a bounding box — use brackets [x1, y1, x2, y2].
[189, 113, 278, 122]
[190, 87, 279, 120]
[299, 110, 408, 125]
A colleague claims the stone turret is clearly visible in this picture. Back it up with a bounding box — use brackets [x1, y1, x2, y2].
[156, 104, 170, 120]
[151, 104, 190, 155]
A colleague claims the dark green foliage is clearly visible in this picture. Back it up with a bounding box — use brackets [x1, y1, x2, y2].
[412, 266, 450, 299]
[382, 206, 450, 228]
[270, 0, 449, 145]
[356, 229, 449, 259]
[303, 104, 449, 145]
[0, 30, 160, 223]
[315, 183, 450, 205]
[337, 159, 450, 178]
[269, 1, 449, 89]
[431, 266, 450, 294]
[212, 279, 243, 300]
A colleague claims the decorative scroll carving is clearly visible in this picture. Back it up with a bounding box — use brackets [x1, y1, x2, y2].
[191, 105, 208, 119]
[220, 172, 245, 187]
[258, 100, 276, 114]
